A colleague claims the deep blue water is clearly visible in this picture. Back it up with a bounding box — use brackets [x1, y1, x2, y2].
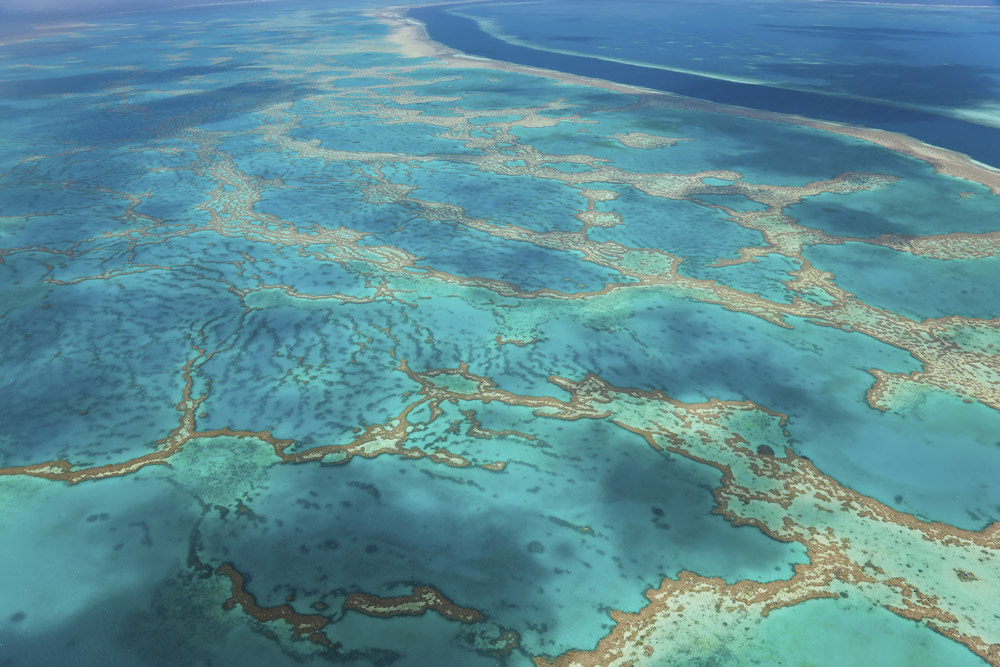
[410, 4, 1000, 168]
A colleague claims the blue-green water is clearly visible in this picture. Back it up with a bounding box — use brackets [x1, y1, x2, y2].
[1, 1, 998, 665]
[411, 2, 1000, 167]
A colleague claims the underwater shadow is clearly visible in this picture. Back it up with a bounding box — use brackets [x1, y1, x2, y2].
[0, 63, 258, 99]
[60, 78, 319, 143]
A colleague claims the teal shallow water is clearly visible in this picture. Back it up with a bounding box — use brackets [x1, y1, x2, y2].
[1, 2, 999, 664]
[788, 168, 999, 239]
[748, 596, 986, 666]
[805, 243, 1000, 321]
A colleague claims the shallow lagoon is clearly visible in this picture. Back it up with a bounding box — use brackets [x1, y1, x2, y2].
[1, 1, 998, 665]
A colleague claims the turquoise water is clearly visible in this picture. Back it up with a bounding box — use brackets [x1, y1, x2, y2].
[1, 1, 998, 665]
[788, 168, 1000, 238]
[805, 243, 1000, 321]
[749, 596, 985, 666]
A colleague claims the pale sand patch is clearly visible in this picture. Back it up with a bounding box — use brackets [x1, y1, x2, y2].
[373, 6, 1000, 196]
[611, 131, 693, 149]
[382, 16, 443, 58]
[0, 21, 93, 46]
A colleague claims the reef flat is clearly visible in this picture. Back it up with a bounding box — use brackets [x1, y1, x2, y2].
[0, 2, 998, 665]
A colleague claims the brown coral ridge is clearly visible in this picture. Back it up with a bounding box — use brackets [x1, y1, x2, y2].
[216, 562, 331, 645]
[532, 562, 837, 667]
[223, 151, 1000, 413]
[0, 349, 292, 485]
[397, 362, 1000, 665]
[344, 585, 485, 623]
[0, 350, 273, 485]
[536, 555, 1000, 666]
[496, 334, 539, 347]
[23, 86, 999, 412]
[461, 408, 539, 443]
[327, 145, 998, 411]
[0, 348, 508, 485]
[351, 17, 1000, 410]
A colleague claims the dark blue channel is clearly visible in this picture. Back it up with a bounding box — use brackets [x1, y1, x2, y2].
[409, 5, 1000, 168]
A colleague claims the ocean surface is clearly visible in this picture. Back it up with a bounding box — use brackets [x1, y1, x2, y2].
[411, 1, 1000, 167]
[0, 0, 998, 665]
